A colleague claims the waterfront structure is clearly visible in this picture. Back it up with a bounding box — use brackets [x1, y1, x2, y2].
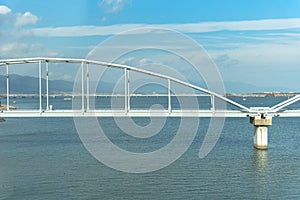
[1, 57, 300, 149]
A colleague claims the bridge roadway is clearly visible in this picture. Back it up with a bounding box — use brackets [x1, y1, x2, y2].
[1, 109, 300, 118]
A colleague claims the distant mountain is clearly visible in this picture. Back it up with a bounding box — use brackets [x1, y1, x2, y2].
[224, 81, 294, 94]
[0, 74, 130, 94]
[0, 74, 73, 94]
[0, 74, 295, 94]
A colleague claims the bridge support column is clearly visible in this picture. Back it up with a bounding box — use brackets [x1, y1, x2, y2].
[250, 115, 272, 150]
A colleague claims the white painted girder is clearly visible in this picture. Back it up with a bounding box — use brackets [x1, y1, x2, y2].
[0, 109, 249, 118]
[2, 109, 300, 118]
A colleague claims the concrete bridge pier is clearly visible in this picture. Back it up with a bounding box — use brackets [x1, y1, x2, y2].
[250, 115, 272, 150]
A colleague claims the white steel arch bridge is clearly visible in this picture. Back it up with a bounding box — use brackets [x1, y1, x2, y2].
[0, 57, 299, 118]
[1, 57, 300, 149]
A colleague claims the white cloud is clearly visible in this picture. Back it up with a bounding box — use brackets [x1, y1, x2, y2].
[209, 39, 300, 86]
[31, 18, 300, 37]
[15, 11, 38, 27]
[0, 42, 58, 58]
[0, 5, 11, 15]
[0, 5, 38, 27]
[0, 43, 30, 57]
[0, 5, 12, 25]
[265, 33, 300, 37]
[32, 24, 145, 37]
[214, 54, 239, 69]
[0, 5, 44, 59]
[99, 0, 130, 13]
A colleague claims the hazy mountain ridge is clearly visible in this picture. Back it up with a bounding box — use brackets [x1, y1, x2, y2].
[0, 74, 73, 94]
[0, 74, 295, 94]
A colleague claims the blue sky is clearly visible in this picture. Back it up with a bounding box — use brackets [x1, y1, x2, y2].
[1, 0, 300, 91]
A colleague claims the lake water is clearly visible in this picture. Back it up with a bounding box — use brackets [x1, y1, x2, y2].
[1, 96, 300, 199]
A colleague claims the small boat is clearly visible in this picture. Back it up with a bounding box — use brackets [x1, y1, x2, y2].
[64, 97, 72, 101]
[242, 98, 246, 101]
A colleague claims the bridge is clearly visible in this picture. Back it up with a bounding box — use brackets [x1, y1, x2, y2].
[1, 57, 300, 149]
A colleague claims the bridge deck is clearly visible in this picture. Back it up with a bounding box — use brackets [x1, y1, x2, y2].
[0, 109, 249, 118]
[1, 109, 300, 118]
[1, 109, 300, 117]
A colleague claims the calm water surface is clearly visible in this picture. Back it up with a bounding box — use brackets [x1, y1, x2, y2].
[1, 96, 300, 199]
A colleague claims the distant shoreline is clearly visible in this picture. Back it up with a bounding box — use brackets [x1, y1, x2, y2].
[225, 92, 299, 97]
[0, 92, 298, 98]
[0, 105, 17, 110]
